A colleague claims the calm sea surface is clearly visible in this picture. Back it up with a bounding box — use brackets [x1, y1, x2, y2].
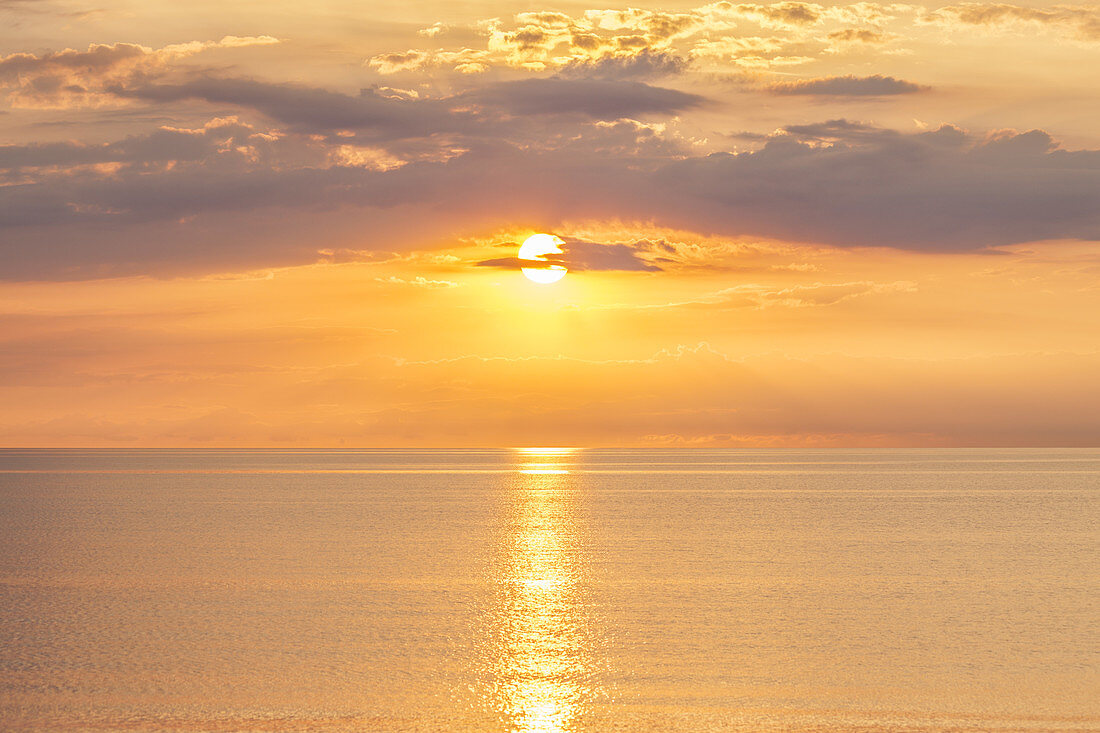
[0, 448, 1097, 732]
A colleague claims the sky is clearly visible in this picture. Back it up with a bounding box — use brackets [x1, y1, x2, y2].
[1, 0, 1099, 447]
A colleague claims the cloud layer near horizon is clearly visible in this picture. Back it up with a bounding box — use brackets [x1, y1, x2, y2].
[1, 111, 1096, 279]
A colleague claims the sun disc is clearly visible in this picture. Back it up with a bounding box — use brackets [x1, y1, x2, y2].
[518, 233, 567, 284]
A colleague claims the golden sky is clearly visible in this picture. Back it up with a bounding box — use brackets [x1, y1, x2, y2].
[1, 0, 1099, 446]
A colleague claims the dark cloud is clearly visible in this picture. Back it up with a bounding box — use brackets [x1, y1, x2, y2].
[766, 74, 927, 96]
[0, 125, 239, 170]
[477, 238, 662, 272]
[111, 75, 704, 138]
[1, 116, 1098, 279]
[560, 238, 663, 271]
[782, 118, 906, 141]
[463, 78, 704, 119]
[656, 122, 1100, 249]
[112, 77, 455, 136]
[476, 256, 557, 270]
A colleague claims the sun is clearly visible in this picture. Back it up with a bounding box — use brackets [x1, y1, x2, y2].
[518, 233, 567, 284]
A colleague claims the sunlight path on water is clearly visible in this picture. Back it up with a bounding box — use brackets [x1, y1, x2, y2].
[493, 448, 593, 732]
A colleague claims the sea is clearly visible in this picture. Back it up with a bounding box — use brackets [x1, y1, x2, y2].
[0, 448, 1097, 732]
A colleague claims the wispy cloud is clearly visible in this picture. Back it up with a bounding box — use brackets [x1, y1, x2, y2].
[766, 74, 927, 95]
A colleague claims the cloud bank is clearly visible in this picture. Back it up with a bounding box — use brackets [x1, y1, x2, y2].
[1, 111, 1096, 278]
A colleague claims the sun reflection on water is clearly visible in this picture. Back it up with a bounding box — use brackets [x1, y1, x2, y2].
[494, 448, 591, 733]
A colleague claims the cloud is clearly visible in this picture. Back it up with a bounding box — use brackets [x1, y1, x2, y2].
[367, 49, 433, 74]
[358, 2, 1098, 81]
[417, 22, 447, 38]
[0, 42, 148, 107]
[111, 75, 703, 139]
[114, 77, 454, 136]
[0, 0, 101, 18]
[688, 35, 813, 68]
[0, 37, 280, 108]
[656, 122, 1100, 249]
[560, 238, 665, 271]
[582, 8, 705, 39]
[375, 275, 459, 288]
[361, 1, 870, 76]
[826, 28, 890, 44]
[0, 118, 268, 173]
[558, 118, 693, 157]
[926, 3, 1100, 41]
[0, 42, 147, 82]
[727, 2, 823, 27]
[477, 256, 556, 270]
[717, 280, 917, 308]
[477, 238, 663, 272]
[766, 74, 928, 95]
[780, 118, 901, 140]
[464, 78, 704, 118]
[557, 50, 689, 80]
[1, 117, 1098, 279]
[595, 277, 917, 310]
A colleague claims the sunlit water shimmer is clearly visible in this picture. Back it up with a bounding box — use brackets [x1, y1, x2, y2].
[1, 449, 1097, 732]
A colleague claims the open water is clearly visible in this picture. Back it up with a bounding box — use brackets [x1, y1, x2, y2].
[0, 448, 1097, 731]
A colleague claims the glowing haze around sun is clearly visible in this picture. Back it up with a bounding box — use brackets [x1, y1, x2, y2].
[518, 234, 567, 284]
